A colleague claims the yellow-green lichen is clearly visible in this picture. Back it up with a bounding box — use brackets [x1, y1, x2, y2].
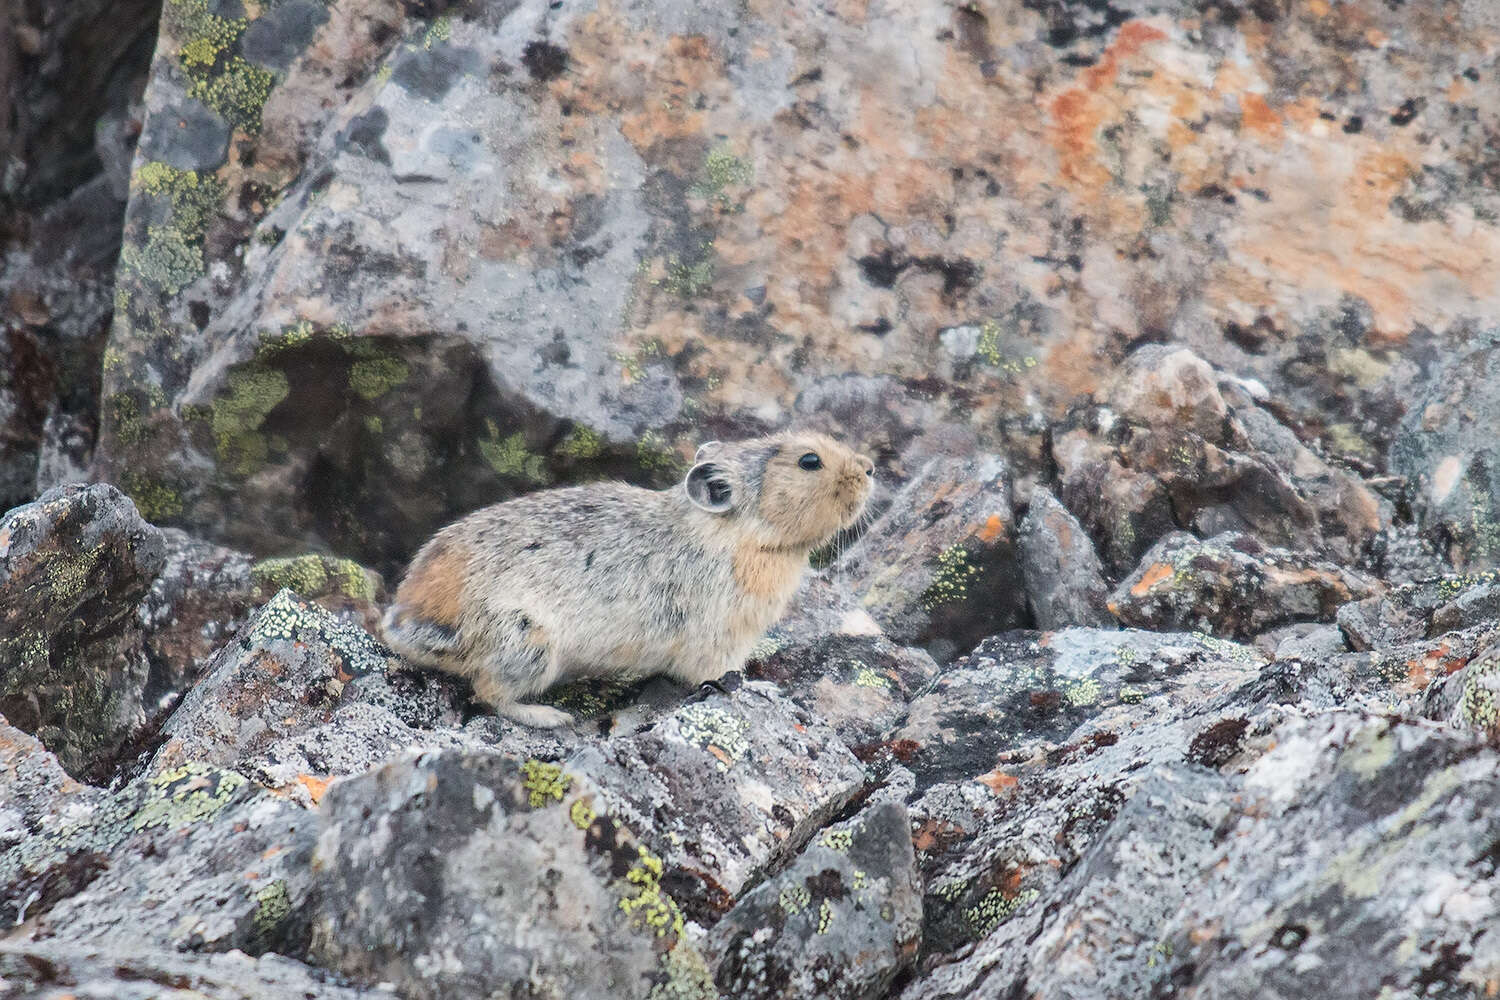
[677, 705, 751, 770]
[922, 543, 982, 610]
[691, 144, 753, 210]
[520, 759, 570, 808]
[541, 678, 641, 720]
[647, 942, 717, 1000]
[658, 253, 715, 298]
[615, 339, 662, 382]
[560, 425, 605, 460]
[250, 554, 376, 601]
[934, 878, 969, 903]
[778, 883, 812, 915]
[349, 356, 410, 400]
[816, 898, 835, 934]
[973, 318, 1039, 376]
[819, 828, 854, 852]
[120, 472, 184, 522]
[479, 422, 547, 482]
[1119, 685, 1144, 705]
[963, 887, 1038, 937]
[252, 879, 292, 940]
[618, 845, 685, 938]
[121, 226, 204, 295]
[422, 15, 452, 48]
[1460, 648, 1500, 733]
[636, 430, 684, 475]
[212, 367, 289, 476]
[131, 763, 248, 831]
[256, 320, 315, 358]
[1064, 677, 1102, 708]
[851, 663, 891, 689]
[165, 0, 276, 133]
[570, 799, 596, 830]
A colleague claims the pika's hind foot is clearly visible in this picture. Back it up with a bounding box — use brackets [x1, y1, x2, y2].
[472, 674, 574, 728]
[497, 702, 575, 728]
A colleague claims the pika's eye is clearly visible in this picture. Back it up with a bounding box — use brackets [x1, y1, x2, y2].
[798, 453, 822, 471]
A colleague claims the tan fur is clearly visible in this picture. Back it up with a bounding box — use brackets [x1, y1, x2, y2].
[380, 431, 874, 727]
[397, 540, 469, 627]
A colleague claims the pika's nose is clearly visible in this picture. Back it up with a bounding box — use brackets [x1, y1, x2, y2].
[857, 455, 874, 477]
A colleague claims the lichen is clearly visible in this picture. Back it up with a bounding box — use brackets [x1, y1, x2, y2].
[349, 356, 410, 400]
[164, 0, 277, 133]
[963, 886, 1038, 937]
[658, 253, 715, 298]
[676, 704, 751, 770]
[479, 422, 547, 482]
[541, 677, 642, 719]
[131, 763, 249, 831]
[820, 828, 854, 852]
[570, 799, 596, 829]
[636, 430, 684, 474]
[778, 883, 811, 915]
[120, 472, 183, 522]
[560, 425, 604, 460]
[647, 943, 717, 1000]
[851, 663, 891, 689]
[520, 759, 570, 808]
[922, 543, 982, 610]
[212, 367, 289, 476]
[252, 879, 292, 941]
[1064, 677, 1102, 708]
[691, 144, 753, 210]
[422, 15, 452, 49]
[250, 554, 376, 601]
[618, 845, 685, 938]
[120, 226, 204, 295]
[1460, 647, 1500, 733]
[245, 590, 392, 674]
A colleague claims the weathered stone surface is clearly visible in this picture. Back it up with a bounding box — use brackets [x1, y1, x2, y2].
[567, 680, 867, 922]
[1337, 570, 1500, 651]
[1391, 330, 1500, 570]
[905, 712, 1500, 999]
[706, 796, 922, 1000]
[1055, 347, 1384, 577]
[0, 724, 315, 955]
[891, 627, 1265, 791]
[0, 483, 165, 780]
[842, 455, 1026, 662]
[746, 575, 940, 753]
[0, 0, 160, 506]
[1109, 530, 1382, 640]
[308, 749, 716, 1000]
[1017, 487, 1113, 630]
[0, 942, 380, 1000]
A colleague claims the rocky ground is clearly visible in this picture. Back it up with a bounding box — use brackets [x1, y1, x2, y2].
[5, 0, 1500, 996]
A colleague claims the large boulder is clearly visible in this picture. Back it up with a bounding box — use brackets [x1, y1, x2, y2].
[93, 0, 1494, 576]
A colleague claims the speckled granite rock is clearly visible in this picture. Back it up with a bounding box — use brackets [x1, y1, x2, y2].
[1109, 530, 1382, 640]
[904, 712, 1500, 999]
[0, 943, 381, 1000]
[567, 679, 868, 922]
[1017, 487, 1114, 630]
[842, 455, 1027, 662]
[0, 484, 165, 780]
[0, 719, 315, 955]
[706, 794, 922, 1000]
[308, 749, 717, 1000]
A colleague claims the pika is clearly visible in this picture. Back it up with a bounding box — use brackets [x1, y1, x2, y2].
[380, 431, 874, 727]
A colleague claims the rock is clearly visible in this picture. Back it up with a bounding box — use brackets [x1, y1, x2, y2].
[1055, 347, 1384, 577]
[1109, 531, 1382, 640]
[0, 942, 380, 1000]
[890, 627, 1266, 791]
[1016, 488, 1113, 629]
[1391, 330, 1500, 569]
[904, 712, 1500, 999]
[0, 0, 159, 505]
[706, 796, 922, 1000]
[842, 455, 1027, 662]
[567, 680, 867, 922]
[0, 483, 165, 780]
[746, 575, 940, 753]
[1337, 570, 1500, 651]
[308, 749, 717, 1000]
[0, 720, 316, 955]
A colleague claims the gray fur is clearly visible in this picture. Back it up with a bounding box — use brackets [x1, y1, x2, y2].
[381, 432, 874, 727]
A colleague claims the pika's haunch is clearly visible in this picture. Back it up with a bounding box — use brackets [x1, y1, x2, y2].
[380, 431, 874, 727]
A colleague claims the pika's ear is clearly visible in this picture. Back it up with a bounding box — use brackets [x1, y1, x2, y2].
[694, 440, 722, 463]
[685, 461, 735, 513]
